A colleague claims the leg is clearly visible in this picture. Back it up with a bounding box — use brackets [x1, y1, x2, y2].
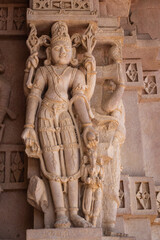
[92, 188, 102, 227]
[39, 113, 70, 228]
[103, 143, 121, 235]
[82, 187, 93, 221]
[60, 111, 92, 227]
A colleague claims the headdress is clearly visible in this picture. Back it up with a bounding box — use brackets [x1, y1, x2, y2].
[51, 21, 71, 44]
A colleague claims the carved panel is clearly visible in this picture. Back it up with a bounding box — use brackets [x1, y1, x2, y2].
[140, 71, 160, 102]
[154, 186, 160, 224]
[126, 63, 138, 82]
[13, 7, 26, 31]
[136, 182, 151, 210]
[117, 175, 131, 216]
[129, 177, 157, 219]
[119, 180, 125, 208]
[0, 144, 27, 190]
[32, 0, 91, 11]
[0, 4, 26, 35]
[118, 176, 157, 220]
[122, 59, 144, 90]
[0, 7, 8, 30]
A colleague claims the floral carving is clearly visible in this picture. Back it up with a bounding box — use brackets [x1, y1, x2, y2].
[136, 182, 151, 210]
[126, 63, 138, 82]
[143, 76, 157, 95]
[73, 0, 90, 10]
[33, 0, 90, 10]
[10, 152, 24, 183]
[0, 8, 8, 30]
[0, 152, 5, 183]
[13, 7, 26, 30]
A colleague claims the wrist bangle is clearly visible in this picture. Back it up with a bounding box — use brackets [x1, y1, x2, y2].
[87, 71, 97, 75]
[24, 124, 34, 129]
[82, 122, 92, 127]
[119, 83, 125, 88]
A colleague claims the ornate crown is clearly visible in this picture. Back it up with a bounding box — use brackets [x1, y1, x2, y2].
[51, 21, 71, 44]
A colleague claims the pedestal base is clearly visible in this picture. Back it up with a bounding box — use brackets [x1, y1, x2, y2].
[102, 237, 136, 240]
[27, 228, 102, 240]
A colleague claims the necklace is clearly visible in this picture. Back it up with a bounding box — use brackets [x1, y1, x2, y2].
[51, 65, 70, 82]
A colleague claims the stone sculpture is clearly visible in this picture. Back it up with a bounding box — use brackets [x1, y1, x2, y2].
[81, 149, 103, 227]
[22, 21, 99, 228]
[93, 58, 126, 234]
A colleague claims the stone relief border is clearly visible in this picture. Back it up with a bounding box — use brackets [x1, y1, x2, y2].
[0, 4, 27, 35]
[28, 0, 98, 17]
[0, 144, 27, 190]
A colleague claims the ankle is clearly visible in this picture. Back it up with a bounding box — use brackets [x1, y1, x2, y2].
[69, 207, 79, 217]
[55, 207, 66, 219]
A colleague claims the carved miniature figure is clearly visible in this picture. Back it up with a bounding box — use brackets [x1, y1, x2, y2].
[22, 21, 98, 228]
[81, 149, 103, 227]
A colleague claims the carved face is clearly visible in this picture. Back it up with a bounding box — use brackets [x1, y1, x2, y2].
[51, 40, 72, 65]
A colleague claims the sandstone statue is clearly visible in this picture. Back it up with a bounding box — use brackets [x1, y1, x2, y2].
[22, 21, 99, 228]
[93, 57, 126, 235]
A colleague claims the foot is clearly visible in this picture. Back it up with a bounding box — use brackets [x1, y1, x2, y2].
[70, 214, 92, 228]
[54, 216, 71, 228]
[104, 228, 128, 237]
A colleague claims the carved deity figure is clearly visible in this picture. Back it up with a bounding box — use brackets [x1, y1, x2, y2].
[81, 150, 103, 227]
[93, 55, 126, 235]
[101, 78, 126, 235]
[22, 21, 98, 228]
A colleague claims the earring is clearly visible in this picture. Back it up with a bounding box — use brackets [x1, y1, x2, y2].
[70, 47, 78, 67]
[44, 47, 51, 66]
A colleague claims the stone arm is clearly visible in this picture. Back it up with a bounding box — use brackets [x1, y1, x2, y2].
[25, 68, 45, 126]
[102, 85, 125, 114]
[81, 165, 89, 183]
[73, 70, 92, 125]
[22, 68, 46, 158]
[0, 79, 11, 124]
[72, 70, 98, 148]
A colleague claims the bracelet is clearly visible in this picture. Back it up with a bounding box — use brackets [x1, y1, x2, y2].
[87, 71, 97, 75]
[82, 122, 92, 127]
[24, 124, 34, 129]
[119, 83, 125, 88]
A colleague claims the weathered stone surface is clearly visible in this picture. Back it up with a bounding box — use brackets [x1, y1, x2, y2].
[27, 228, 102, 240]
[99, 0, 131, 17]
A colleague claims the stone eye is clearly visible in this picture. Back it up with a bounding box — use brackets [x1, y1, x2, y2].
[53, 46, 60, 51]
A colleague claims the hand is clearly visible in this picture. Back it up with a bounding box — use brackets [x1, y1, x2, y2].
[26, 52, 39, 70]
[86, 177, 92, 184]
[84, 52, 96, 72]
[83, 125, 99, 149]
[21, 128, 41, 158]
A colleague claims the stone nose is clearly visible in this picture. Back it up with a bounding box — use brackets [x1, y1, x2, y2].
[60, 46, 66, 56]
